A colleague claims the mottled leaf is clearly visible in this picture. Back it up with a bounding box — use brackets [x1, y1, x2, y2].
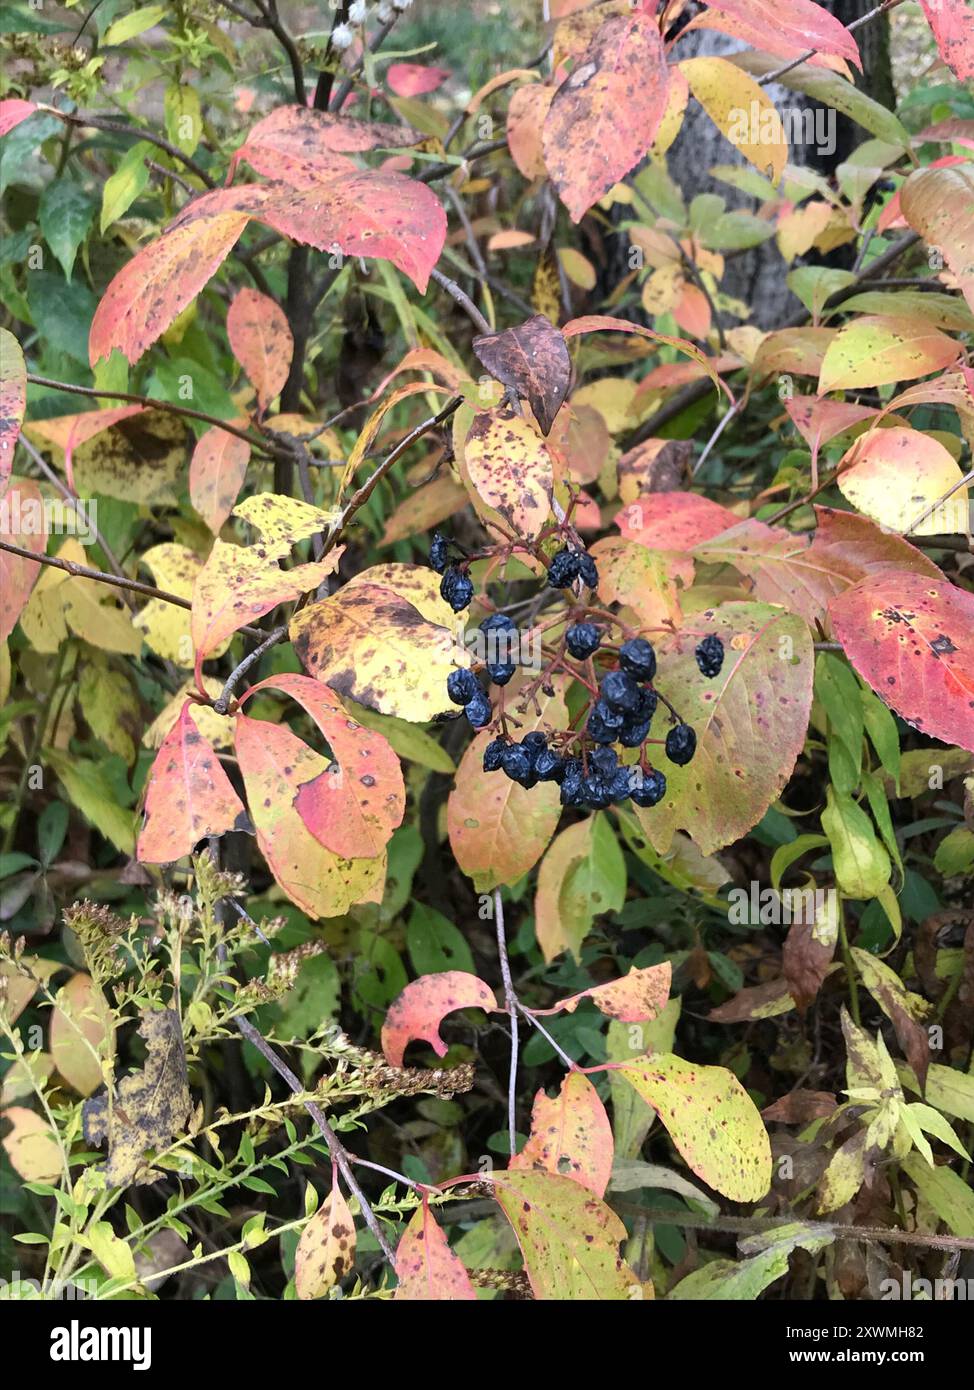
[226, 288, 294, 412]
[0, 327, 26, 489]
[137, 702, 249, 864]
[818, 315, 960, 393]
[461, 405, 553, 536]
[295, 1184, 356, 1299]
[616, 1053, 772, 1201]
[189, 424, 251, 535]
[829, 570, 974, 754]
[472, 314, 570, 436]
[394, 1205, 477, 1301]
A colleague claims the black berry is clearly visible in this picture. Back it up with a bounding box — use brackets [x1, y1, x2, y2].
[447, 668, 479, 705]
[695, 634, 724, 679]
[547, 547, 581, 589]
[576, 552, 599, 589]
[601, 669, 641, 713]
[565, 622, 601, 660]
[483, 738, 507, 772]
[486, 661, 516, 686]
[440, 567, 473, 612]
[619, 638, 656, 682]
[429, 532, 450, 574]
[665, 723, 696, 766]
[464, 690, 492, 728]
[629, 768, 666, 807]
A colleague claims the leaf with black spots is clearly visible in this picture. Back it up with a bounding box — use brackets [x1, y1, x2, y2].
[472, 314, 570, 436]
[137, 702, 249, 864]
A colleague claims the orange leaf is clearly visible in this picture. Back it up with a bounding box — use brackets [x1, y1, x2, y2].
[381, 971, 497, 1067]
[244, 673, 405, 859]
[189, 424, 251, 535]
[89, 211, 250, 366]
[541, 11, 671, 222]
[0, 478, 46, 641]
[536, 962, 673, 1024]
[394, 1205, 477, 1301]
[226, 288, 294, 412]
[510, 1072, 613, 1197]
[235, 714, 386, 918]
[506, 84, 554, 180]
[137, 702, 248, 863]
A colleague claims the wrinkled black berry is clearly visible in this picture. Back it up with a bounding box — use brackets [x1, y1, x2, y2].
[480, 612, 516, 634]
[547, 547, 581, 589]
[565, 622, 601, 660]
[464, 690, 492, 728]
[429, 532, 450, 574]
[447, 668, 479, 705]
[608, 767, 632, 803]
[619, 718, 651, 748]
[629, 768, 667, 807]
[483, 738, 507, 772]
[665, 723, 697, 766]
[440, 566, 473, 612]
[601, 669, 641, 713]
[582, 772, 612, 809]
[534, 748, 565, 782]
[589, 746, 619, 777]
[486, 661, 516, 686]
[577, 552, 599, 589]
[587, 702, 621, 744]
[695, 633, 725, 679]
[619, 638, 656, 682]
[521, 732, 548, 758]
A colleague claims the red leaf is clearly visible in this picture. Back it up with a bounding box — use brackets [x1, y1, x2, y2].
[381, 972, 497, 1067]
[541, 11, 671, 222]
[89, 211, 250, 366]
[137, 702, 248, 863]
[616, 491, 739, 550]
[394, 1205, 477, 1301]
[0, 99, 37, 138]
[510, 1072, 614, 1197]
[698, 0, 861, 68]
[244, 673, 405, 859]
[919, 0, 974, 81]
[226, 288, 294, 412]
[563, 314, 732, 401]
[189, 424, 251, 535]
[0, 329, 26, 491]
[386, 63, 451, 98]
[231, 105, 422, 187]
[829, 570, 974, 754]
[0, 478, 46, 641]
[808, 507, 943, 588]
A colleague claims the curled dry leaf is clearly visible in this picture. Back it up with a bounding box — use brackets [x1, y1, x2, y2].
[137, 702, 249, 864]
[380, 971, 497, 1067]
[472, 313, 570, 437]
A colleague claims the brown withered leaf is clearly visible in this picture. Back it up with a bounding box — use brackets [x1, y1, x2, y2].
[82, 1009, 190, 1187]
[762, 1090, 838, 1125]
[782, 917, 836, 1015]
[850, 947, 933, 1093]
[708, 976, 795, 1022]
[472, 314, 570, 435]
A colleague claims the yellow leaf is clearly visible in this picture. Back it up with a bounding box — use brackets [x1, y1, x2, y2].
[462, 406, 553, 538]
[0, 1106, 62, 1182]
[295, 1185, 356, 1299]
[134, 543, 205, 665]
[837, 426, 970, 536]
[680, 57, 787, 182]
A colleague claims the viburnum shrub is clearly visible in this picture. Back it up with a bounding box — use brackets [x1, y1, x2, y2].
[0, 0, 972, 1310]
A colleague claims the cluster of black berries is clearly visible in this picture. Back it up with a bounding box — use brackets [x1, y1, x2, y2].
[430, 531, 474, 613]
[429, 530, 727, 813]
[446, 612, 521, 727]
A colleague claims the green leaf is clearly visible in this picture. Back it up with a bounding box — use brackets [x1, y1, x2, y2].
[104, 5, 168, 46]
[668, 1222, 834, 1299]
[100, 141, 152, 234]
[39, 180, 96, 281]
[406, 904, 475, 976]
[45, 750, 135, 854]
[821, 787, 890, 900]
[933, 826, 974, 877]
[902, 1152, 974, 1237]
[815, 652, 863, 787]
[164, 84, 202, 158]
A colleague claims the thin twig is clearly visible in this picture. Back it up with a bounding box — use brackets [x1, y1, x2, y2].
[232, 1013, 397, 1263]
[214, 625, 289, 715]
[494, 889, 519, 1157]
[40, 106, 215, 188]
[756, 0, 906, 87]
[429, 268, 492, 335]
